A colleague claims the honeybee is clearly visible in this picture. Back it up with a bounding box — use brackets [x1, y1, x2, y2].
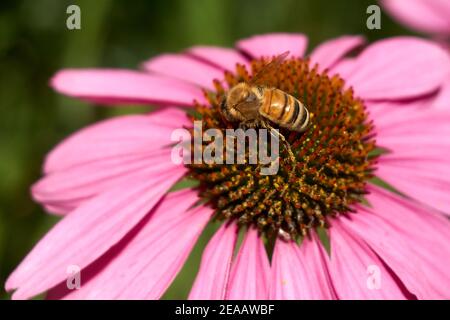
[219, 52, 310, 240]
[220, 51, 310, 194]
[220, 51, 310, 133]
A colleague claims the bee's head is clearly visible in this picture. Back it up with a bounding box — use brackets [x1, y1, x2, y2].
[227, 83, 253, 106]
[219, 96, 232, 121]
[221, 83, 257, 122]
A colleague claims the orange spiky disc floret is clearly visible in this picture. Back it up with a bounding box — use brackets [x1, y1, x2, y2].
[186, 57, 377, 240]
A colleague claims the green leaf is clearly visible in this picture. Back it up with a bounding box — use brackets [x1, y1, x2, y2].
[316, 227, 331, 257]
[169, 177, 199, 192]
[359, 196, 372, 208]
[369, 176, 404, 196]
[368, 147, 390, 158]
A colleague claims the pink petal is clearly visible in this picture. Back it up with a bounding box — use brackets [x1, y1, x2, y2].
[33, 150, 184, 215]
[367, 100, 429, 132]
[189, 223, 239, 300]
[187, 46, 250, 71]
[43, 108, 190, 174]
[46, 249, 124, 300]
[51, 69, 206, 106]
[50, 190, 211, 300]
[142, 54, 225, 90]
[345, 37, 450, 100]
[270, 234, 336, 299]
[432, 74, 450, 110]
[309, 35, 365, 72]
[362, 186, 450, 298]
[366, 186, 450, 244]
[382, 0, 450, 35]
[344, 204, 441, 299]
[236, 33, 308, 59]
[225, 228, 270, 299]
[329, 58, 358, 80]
[328, 219, 407, 299]
[373, 107, 450, 214]
[371, 101, 450, 138]
[46, 210, 152, 300]
[376, 159, 450, 215]
[6, 169, 184, 299]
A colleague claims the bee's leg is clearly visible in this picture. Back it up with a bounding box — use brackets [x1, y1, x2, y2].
[238, 122, 248, 130]
[238, 120, 277, 203]
[239, 120, 258, 130]
[260, 122, 297, 196]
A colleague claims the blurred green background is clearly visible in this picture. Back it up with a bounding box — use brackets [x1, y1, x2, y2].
[0, 0, 416, 299]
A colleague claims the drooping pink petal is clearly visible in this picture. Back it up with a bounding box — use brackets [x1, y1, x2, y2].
[33, 149, 185, 215]
[225, 228, 270, 299]
[43, 108, 190, 174]
[361, 186, 450, 298]
[382, 0, 450, 35]
[46, 207, 156, 300]
[328, 219, 407, 299]
[344, 37, 450, 100]
[6, 169, 185, 300]
[46, 243, 125, 300]
[366, 186, 450, 244]
[142, 54, 225, 90]
[343, 204, 441, 299]
[236, 33, 308, 59]
[372, 105, 450, 214]
[51, 69, 206, 106]
[270, 234, 336, 300]
[187, 46, 250, 71]
[49, 190, 211, 300]
[309, 35, 365, 72]
[189, 223, 238, 300]
[376, 159, 450, 215]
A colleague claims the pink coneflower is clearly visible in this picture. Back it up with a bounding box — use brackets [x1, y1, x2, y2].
[5, 33, 450, 300]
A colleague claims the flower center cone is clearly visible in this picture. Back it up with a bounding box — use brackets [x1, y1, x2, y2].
[187, 57, 378, 240]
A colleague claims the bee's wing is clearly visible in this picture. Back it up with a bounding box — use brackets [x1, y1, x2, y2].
[249, 51, 289, 86]
[233, 99, 260, 117]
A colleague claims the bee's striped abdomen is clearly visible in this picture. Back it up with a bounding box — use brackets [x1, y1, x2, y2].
[259, 88, 309, 132]
[289, 98, 309, 132]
